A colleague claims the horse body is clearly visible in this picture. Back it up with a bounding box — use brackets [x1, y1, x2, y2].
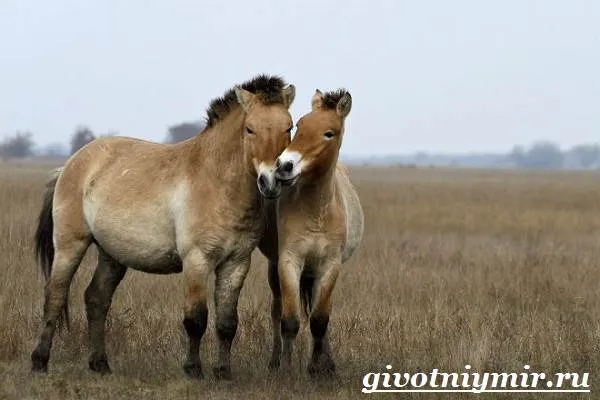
[259, 88, 363, 376]
[31, 75, 295, 379]
[70, 132, 263, 274]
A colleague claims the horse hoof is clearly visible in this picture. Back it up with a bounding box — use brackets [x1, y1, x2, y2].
[183, 363, 203, 379]
[213, 366, 232, 380]
[89, 354, 112, 375]
[31, 361, 48, 373]
[279, 363, 293, 375]
[31, 350, 48, 373]
[268, 359, 280, 371]
[308, 358, 336, 379]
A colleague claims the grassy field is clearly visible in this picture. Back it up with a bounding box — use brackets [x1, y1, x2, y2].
[0, 164, 598, 399]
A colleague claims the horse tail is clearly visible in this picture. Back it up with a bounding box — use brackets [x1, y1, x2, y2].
[34, 167, 69, 329]
[299, 274, 314, 319]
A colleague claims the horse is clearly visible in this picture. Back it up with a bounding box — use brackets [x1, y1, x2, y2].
[30, 74, 296, 380]
[258, 88, 364, 377]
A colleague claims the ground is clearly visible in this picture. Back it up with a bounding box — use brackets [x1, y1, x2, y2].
[0, 164, 597, 399]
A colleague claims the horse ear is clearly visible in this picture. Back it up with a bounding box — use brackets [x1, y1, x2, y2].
[311, 89, 324, 110]
[235, 86, 254, 111]
[337, 91, 352, 119]
[282, 84, 296, 108]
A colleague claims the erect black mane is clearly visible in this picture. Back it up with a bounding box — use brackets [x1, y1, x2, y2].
[320, 89, 349, 110]
[205, 74, 288, 127]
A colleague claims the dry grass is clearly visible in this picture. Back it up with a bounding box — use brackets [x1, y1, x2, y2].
[0, 165, 598, 399]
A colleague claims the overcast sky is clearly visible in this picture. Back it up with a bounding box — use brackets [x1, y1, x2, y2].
[1, 0, 598, 156]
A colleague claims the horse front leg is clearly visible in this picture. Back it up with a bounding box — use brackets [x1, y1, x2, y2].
[181, 249, 211, 379]
[307, 255, 341, 378]
[212, 255, 251, 380]
[278, 250, 303, 372]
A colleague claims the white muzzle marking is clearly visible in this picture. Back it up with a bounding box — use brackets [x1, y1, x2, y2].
[277, 150, 303, 181]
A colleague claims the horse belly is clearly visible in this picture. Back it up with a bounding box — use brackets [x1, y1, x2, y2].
[86, 206, 181, 273]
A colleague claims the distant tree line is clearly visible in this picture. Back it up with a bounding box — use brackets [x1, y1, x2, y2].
[0, 119, 206, 159]
[346, 140, 600, 170]
[508, 141, 600, 169]
[0, 131, 35, 158]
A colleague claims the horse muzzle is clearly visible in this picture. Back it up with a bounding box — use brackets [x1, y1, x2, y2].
[257, 171, 282, 199]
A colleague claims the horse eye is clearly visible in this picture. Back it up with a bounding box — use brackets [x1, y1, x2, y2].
[324, 131, 335, 139]
[286, 126, 293, 134]
[246, 127, 254, 135]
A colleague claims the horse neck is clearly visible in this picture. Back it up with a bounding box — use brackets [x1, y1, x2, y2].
[185, 108, 248, 179]
[181, 108, 259, 206]
[295, 156, 339, 212]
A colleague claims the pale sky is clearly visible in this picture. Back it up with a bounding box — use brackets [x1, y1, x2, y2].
[1, 0, 598, 156]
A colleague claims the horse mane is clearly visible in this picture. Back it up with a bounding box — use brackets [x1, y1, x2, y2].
[205, 74, 288, 128]
[320, 89, 349, 110]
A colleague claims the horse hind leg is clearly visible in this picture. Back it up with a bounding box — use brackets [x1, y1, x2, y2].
[267, 259, 282, 370]
[307, 258, 341, 378]
[31, 236, 90, 372]
[85, 248, 127, 374]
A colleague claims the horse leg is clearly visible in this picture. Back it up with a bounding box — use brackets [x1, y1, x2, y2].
[181, 249, 211, 379]
[212, 256, 251, 380]
[278, 251, 303, 371]
[31, 237, 90, 372]
[267, 259, 282, 370]
[307, 257, 341, 378]
[85, 248, 127, 374]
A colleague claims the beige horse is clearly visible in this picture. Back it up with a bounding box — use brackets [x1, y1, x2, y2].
[31, 75, 296, 380]
[258, 89, 364, 377]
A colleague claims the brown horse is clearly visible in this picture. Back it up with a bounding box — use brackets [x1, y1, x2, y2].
[31, 75, 295, 380]
[258, 89, 364, 377]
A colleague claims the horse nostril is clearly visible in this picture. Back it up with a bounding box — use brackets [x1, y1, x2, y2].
[258, 174, 267, 189]
[281, 161, 293, 174]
